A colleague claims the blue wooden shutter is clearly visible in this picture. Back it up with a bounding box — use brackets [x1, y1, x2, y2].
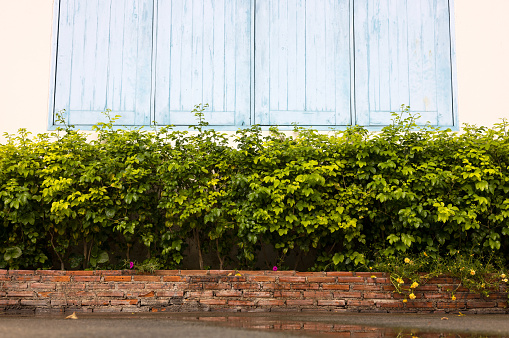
[53, 0, 153, 126]
[154, 0, 252, 126]
[354, 0, 454, 126]
[254, 0, 351, 126]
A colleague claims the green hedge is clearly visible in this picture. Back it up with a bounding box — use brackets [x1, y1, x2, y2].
[2, 105, 509, 270]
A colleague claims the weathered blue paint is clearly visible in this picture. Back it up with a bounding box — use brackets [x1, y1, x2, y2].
[154, 0, 251, 126]
[53, 0, 153, 126]
[354, 0, 455, 127]
[255, 0, 351, 126]
[49, 0, 457, 130]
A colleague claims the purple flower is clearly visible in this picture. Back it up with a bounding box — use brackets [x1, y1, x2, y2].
[129, 262, 134, 269]
[273, 266, 278, 271]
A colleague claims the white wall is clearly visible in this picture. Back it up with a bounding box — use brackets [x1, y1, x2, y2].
[0, 0, 508, 140]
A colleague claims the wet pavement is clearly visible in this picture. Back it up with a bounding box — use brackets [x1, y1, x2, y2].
[1, 312, 509, 337]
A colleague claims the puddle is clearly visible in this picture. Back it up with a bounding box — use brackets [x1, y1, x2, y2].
[176, 314, 506, 337]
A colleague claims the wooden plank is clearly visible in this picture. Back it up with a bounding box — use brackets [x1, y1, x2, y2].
[407, 0, 424, 112]
[336, 0, 351, 125]
[255, 0, 270, 124]
[191, 0, 204, 109]
[169, 0, 183, 113]
[287, 0, 297, 111]
[180, 1, 193, 112]
[278, 0, 288, 111]
[234, 0, 252, 126]
[212, 0, 225, 112]
[68, 0, 86, 112]
[353, 0, 370, 125]
[224, 0, 236, 113]
[294, 0, 306, 112]
[202, 0, 214, 112]
[435, 0, 454, 126]
[54, 0, 75, 124]
[134, 0, 153, 125]
[154, 0, 172, 123]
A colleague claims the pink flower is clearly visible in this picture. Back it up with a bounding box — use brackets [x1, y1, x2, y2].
[273, 266, 278, 271]
[129, 262, 134, 269]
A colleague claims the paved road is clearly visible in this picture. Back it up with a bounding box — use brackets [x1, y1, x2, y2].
[1, 312, 509, 337]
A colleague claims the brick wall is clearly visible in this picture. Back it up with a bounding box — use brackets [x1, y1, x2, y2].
[1, 270, 507, 314]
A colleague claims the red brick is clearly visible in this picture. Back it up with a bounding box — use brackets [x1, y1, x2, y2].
[232, 283, 260, 290]
[454, 293, 481, 300]
[377, 301, 404, 308]
[186, 291, 214, 298]
[96, 291, 125, 297]
[21, 300, 50, 306]
[157, 291, 184, 297]
[273, 291, 300, 298]
[208, 270, 236, 276]
[104, 276, 131, 282]
[42, 276, 71, 282]
[83, 284, 110, 290]
[66, 271, 94, 276]
[0, 276, 10, 281]
[295, 272, 325, 277]
[437, 302, 466, 309]
[139, 291, 155, 297]
[382, 285, 396, 291]
[423, 293, 449, 299]
[347, 300, 374, 307]
[228, 300, 256, 306]
[9, 270, 35, 275]
[180, 270, 208, 276]
[467, 301, 498, 308]
[356, 272, 384, 277]
[111, 299, 138, 306]
[3, 282, 28, 289]
[322, 284, 350, 291]
[307, 277, 336, 283]
[152, 270, 180, 275]
[415, 285, 439, 291]
[303, 323, 334, 331]
[0, 269, 7, 275]
[0, 300, 19, 305]
[215, 290, 242, 297]
[13, 276, 41, 282]
[96, 270, 123, 276]
[279, 276, 307, 283]
[287, 299, 314, 306]
[303, 291, 332, 298]
[292, 283, 319, 290]
[337, 277, 364, 283]
[74, 276, 101, 282]
[243, 291, 272, 298]
[144, 283, 171, 289]
[50, 300, 76, 307]
[82, 300, 110, 306]
[199, 299, 226, 305]
[131, 276, 160, 282]
[264, 271, 296, 276]
[333, 292, 362, 298]
[247, 276, 276, 282]
[317, 300, 346, 306]
[175, 283, 202, 290]
[37, 292, 65, 298]
[7, 291, 34, 297]
[203, 283, 231, 290]
[36, 270, 65, 276]
[66, 291, 95, 298]
[163, 276, 186, 282]
[257, 299, 285, 306]
[371, 278, 390, 284]
[363, 293, 392, 299]
[352, 285, 381, 291]
[30, 283, 56, 290]
[115, 283, 145, 289]
[428, 277, 457, 284]
[405, 301, 434, 308]
[326, 272, 354, 277]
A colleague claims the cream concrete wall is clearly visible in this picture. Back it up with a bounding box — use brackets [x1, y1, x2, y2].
[0, 0, 508, 140]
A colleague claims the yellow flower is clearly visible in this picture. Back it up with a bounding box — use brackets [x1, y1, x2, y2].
[470, 269, 475, 276]
[404, 258, 411, 264]
[402, 299, 407, 303]
[503, 278, 508, 283]
[410, 282, 419, 289]
[451, 295, 456, 301]
[370, 275, 377, 279]
[396, 278, 404, 284]
[481, 283, 485, 288]
[501, 274, 506, 279]
[423, 252, 428, 257]
[409, 293, 416, 300]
